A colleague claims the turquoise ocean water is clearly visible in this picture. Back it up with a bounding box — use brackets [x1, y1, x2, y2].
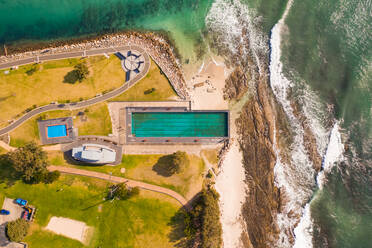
[0, 0, 371, 247]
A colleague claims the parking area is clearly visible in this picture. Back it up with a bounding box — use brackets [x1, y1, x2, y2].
[0, 198, 24, 224]
[0, 198, 26, 248]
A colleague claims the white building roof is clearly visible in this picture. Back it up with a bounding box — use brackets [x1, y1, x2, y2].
[72, 144, 116, 163]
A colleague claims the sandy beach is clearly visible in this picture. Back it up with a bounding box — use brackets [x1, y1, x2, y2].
[186, 55, 247, 248]
[185, 56, 230, 110]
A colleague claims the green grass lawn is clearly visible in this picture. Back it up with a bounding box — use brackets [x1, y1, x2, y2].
[0, 55, 125, 128]
[9, 102, 112, 147]
[49, 152, 205, 200]
[111, 59, 178, 101]
[0, 172, 183, 248]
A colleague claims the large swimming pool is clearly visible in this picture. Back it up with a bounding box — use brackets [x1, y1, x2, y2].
[47, 124, 67, 138]
[131, 112, 228, 137]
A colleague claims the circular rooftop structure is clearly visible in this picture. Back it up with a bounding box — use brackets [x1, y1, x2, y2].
[116, 49, 146, 82]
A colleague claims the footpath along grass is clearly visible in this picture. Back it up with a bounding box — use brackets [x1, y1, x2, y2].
[49, 152, 205, 200]
[8, 59, 177, 147]
[0, 173, 182, 248]
[0, 55, 125, 128]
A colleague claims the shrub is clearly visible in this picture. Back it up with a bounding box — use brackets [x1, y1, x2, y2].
[206, 171, 213, 178]
[6, 219, 29, 242]
[144, 88, 156, 95]
[26, 65, 38, 76]
[128, 186, 140, 197]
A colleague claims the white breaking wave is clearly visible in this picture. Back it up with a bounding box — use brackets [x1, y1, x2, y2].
[317, 122, 345, 189]
[269, 0, 318, 246]
[269, 0, 347, 247]
[205, 0, 268, 73]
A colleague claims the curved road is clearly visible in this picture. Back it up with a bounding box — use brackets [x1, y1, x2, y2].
[0, 45, 150, 136]
[48, 166, 189, 209]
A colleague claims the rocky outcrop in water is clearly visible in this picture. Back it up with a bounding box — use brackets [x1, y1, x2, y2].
[236, 73, 281, 248]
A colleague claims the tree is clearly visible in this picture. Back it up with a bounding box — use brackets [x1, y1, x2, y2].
[107, 183, 140, 200]
[170, 151, 189, 174]
[8, 142, 47, 182]
[74, 62, 89, 82]
[63, 62, 89, 84]
[6, 219, 29, 242]
[153, 151, 190, 176]
[182, 187, 222, 248]
[200, 187, 222, 248]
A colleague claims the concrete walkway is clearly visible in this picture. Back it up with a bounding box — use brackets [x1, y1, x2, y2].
[0, 140, 15, 151]
[0, 140, 61, 152]
[47, 166, 188, 208]
[0, 45, 150, 136]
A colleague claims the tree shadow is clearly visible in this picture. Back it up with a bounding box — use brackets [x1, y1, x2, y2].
[0, 223, 11, 247]
[0, 154, 20, 187]
[63, 70, 79, 84]
[152, 155, 174, 177]
[167, 209, 189, 248]
[168, 192, 203, 248]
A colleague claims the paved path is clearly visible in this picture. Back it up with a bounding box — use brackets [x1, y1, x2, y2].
[48, 166, 188, 208]
[0, 45, 150, 136]
[0, 140, 15, 151]
[0, 140, 62, 152]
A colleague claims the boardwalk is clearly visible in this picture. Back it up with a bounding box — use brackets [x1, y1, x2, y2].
[48, 166, 188, 208]
[0, 45, 150, 136]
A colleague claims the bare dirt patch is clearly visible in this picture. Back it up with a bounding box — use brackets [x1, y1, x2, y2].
[45, 216, 92, 244]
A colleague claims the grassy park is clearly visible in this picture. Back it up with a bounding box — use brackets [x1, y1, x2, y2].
[48, 152, 205, 199]
[0, 171, 183, 248]
[6, 56, 177, 147]
[0, 55, 125, 128]
[9, 102, 112, 147]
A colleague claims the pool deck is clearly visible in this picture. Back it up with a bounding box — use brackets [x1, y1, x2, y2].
[125, 107, 229, 144]
[38, 117, 75, 145]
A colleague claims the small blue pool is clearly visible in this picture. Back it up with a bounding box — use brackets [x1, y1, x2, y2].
[47, 124, 67, 138]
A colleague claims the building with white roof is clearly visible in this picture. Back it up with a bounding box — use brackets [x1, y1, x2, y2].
[72, 144, 116, 164]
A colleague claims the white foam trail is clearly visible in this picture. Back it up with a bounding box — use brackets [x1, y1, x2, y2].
[293, 204, 313, 248]
[215, 141, 247, 248]
[205, 0, 268, 73]
[269, 0, 348, 247]
[269, 0, 320, 247]
[317, 122, 345, 188]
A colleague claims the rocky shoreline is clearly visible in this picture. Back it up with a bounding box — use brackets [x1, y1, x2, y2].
[0, 31, 189, 99]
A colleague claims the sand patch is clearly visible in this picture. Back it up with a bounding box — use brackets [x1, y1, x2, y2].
[45, 217, 91, 244]
[186, 56, 231, 110]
